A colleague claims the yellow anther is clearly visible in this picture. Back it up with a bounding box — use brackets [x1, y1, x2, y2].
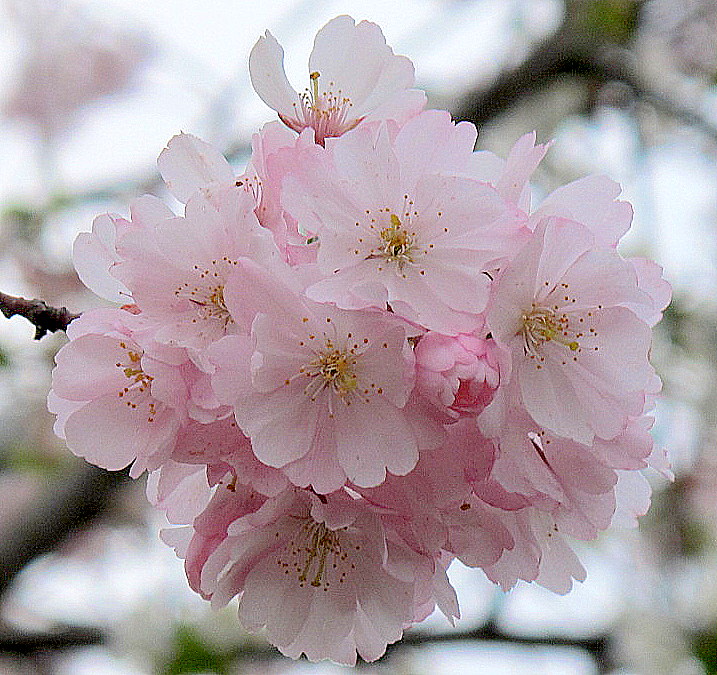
[310, 71, 320, 103]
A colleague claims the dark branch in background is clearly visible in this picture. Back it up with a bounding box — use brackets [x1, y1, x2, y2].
[389, 621, 614, 673]
[453, 0, 717, 143]
[0, 465, 130, 599]
[0, 622, 105, 654]
[0, 291, 79, 339]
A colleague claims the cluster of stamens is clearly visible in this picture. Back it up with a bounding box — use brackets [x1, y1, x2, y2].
[286, 317, 389, 413]
[235, 174, 263, 210]
[275, 519, 355, 590]
[361, 197, 431, 277]
[174, 257, 238, 329]
[520, 283, 601, 368]
[282, 71, 361, 145]
[304, 345, 359, 401]
[521, 305, 578, 356]
[115, 342, 156, 422]
[380, 214, 416, 265]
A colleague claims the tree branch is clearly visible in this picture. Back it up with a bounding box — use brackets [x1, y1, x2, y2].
[452, 2, 717, 143]
[0, 623, 105, 654]
[0, 465, 130, 598]
[388, 620, 614, 672]
[0, 291, 79, 340]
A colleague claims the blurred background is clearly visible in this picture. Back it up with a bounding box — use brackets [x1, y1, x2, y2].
[0, 0, 714, 673]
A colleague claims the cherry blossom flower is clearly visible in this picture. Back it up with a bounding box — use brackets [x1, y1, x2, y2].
[112, 187, 285, 349]
[73, 195, 174, 303]
[486, 216, 657, 444]
[171, 485, 455, 664]
[49, 308, 189, 476]
[283, 113, 525, 334]
[210, 296, 438, 494]
[249, 15, 425, 145]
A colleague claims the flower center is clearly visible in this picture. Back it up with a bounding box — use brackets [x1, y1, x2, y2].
[115, 342, 157, 422]
[303, 342, 359, 403]
[521, 305, 579, 357]
[175, 258, 238, 329]
[380, 213, 417, 265]
[276, 519, 354, 590]
[363, 207, 425, 277]
[283, 71, 362, 145]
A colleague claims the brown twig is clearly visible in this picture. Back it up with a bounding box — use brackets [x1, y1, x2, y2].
[0, 291, 79, 340]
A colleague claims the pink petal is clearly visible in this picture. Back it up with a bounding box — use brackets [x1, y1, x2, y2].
[157, 133, 235, 203]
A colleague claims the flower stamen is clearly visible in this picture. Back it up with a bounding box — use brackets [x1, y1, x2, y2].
[366, 210, 422, 275]
[276, 519, 354, 590]
[115, 343, 156, 422]
[304, 343, 359, 402]
[521, 305, 579, 357]
[281, 71, 362, 145]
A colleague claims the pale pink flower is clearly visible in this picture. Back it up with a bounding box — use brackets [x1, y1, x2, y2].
[627, 257, 672, 326]
[162, 481, 270, 598]
[358, 419, 515, 570]
[283, 114, 525, 334]
[415, 331, 502, 420]
[112, 187, 285, 349]
[170, 416, 289, 497]
[489, 397, 622, 540]
[249, 15, 425, 145]
[530, 174, 634, 247]
[209, 297, 436, 493]
[157, 128, 320, 265]
[157, 133, 236, 204]
[147, 460, 214, 525]
[471, 133, 634, 247]
[358, 418, 589, 594]
[240, 124, 322, 263]
[482, 506, 587, 594]
[49, 308, 190, 476]
[486, 216, 658, 444]
[189, 486, 452, 664]
[611, 469, 653, 528]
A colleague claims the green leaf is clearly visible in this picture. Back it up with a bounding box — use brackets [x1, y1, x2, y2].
[583, 0, 639, 44]
[162, 624, 231, 675]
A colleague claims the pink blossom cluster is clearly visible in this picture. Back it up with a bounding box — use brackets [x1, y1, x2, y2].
[49, 16, 671, 665]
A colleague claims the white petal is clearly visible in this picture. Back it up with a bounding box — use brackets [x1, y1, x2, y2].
[249, 30, 301, 119]
[157, 133, 235, 203]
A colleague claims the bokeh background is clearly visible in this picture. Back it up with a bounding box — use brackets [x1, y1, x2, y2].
[0, 0, 715, 673]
